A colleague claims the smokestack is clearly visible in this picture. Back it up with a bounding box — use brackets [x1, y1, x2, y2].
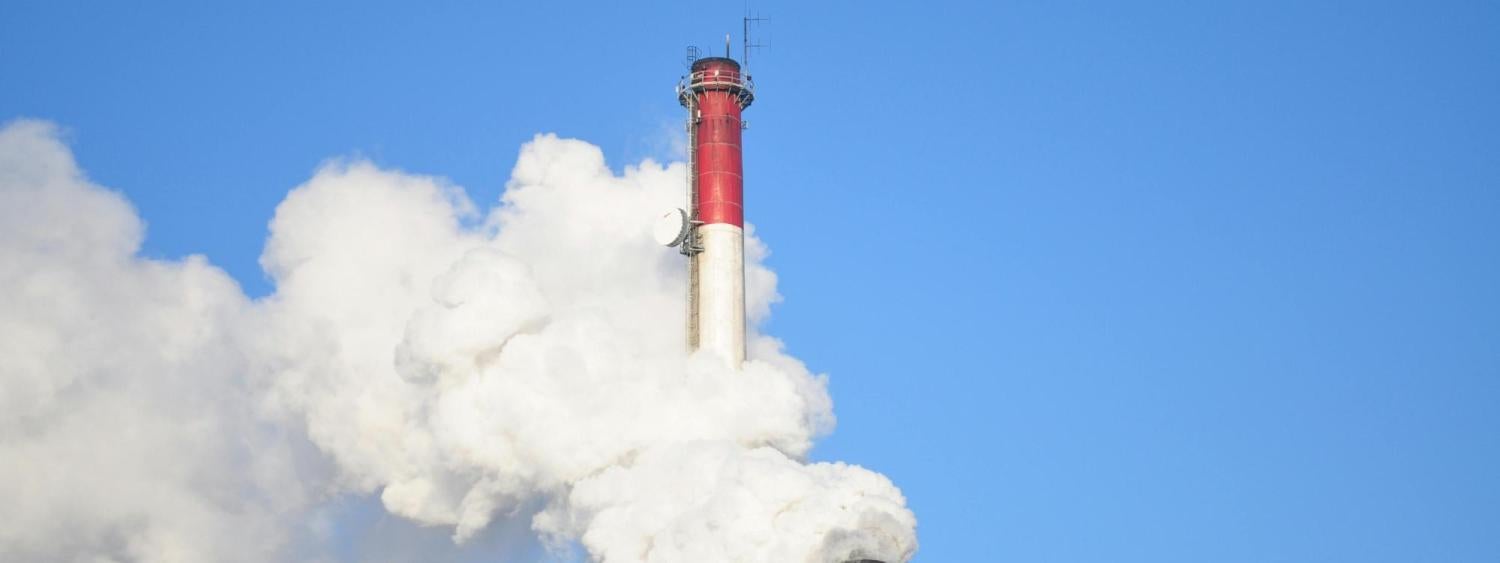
[663, 54, 754, 366]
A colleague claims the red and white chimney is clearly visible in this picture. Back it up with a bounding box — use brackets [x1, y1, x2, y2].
[658, 55, 754, 366]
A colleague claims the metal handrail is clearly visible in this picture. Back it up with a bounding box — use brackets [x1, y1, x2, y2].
[677, 70, 755, 107]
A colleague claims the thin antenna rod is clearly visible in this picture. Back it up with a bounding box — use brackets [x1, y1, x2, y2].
[725, 33, 731, 58]
[743, 14, 768, 71]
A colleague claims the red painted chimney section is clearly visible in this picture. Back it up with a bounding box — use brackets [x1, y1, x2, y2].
[689, 57, 747, 228]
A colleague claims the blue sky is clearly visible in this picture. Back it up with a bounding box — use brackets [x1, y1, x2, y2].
[4, 1, 1499, 561]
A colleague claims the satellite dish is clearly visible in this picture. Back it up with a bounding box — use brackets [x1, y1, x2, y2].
[653, 208, 690, 247]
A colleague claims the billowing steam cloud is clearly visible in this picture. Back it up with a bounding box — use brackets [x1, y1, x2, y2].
[0, 119, 916, 562]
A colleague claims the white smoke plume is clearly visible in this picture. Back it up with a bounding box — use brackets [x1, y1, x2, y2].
[0, 120, 324, 562]
[0, 119, 917, 562]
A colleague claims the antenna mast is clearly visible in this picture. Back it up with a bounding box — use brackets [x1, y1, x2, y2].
[743, 13, 768, 69]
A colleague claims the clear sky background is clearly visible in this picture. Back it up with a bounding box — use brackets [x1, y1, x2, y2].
[4, 1, 1498, 561]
